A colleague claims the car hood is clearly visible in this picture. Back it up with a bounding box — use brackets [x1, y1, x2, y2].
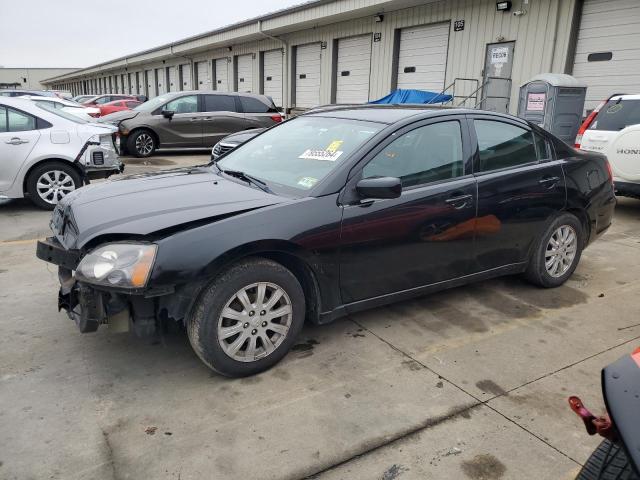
[220, 128, 265, 145]
[98, 110, 140, 123]
[54, 166, 288, 249]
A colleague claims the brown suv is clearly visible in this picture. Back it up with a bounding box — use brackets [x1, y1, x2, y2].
[99, 91, 282, 157]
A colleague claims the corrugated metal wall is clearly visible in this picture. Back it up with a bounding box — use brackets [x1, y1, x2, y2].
[49, 0, 578, 114]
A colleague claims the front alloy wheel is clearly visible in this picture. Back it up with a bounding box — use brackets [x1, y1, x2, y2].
[218, 282, 293, 362]
[187, 258, 305, 377]
[127, 130, 156, 158]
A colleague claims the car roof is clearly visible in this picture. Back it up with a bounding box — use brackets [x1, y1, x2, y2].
[304, 104, 520, 124]
[610, 94, 640, 101]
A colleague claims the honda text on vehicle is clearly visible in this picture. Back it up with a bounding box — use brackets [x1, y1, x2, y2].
[36, 106, 615, 376]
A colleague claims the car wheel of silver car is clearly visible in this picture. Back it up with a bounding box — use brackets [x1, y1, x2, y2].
[127, 130, 156, 158]
[187, 258, 305, 377]
[525, 213, 583, 288]
[26, 161, 82, 210]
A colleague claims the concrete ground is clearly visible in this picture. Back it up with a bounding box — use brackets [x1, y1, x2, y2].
[1, 153, 640, 480]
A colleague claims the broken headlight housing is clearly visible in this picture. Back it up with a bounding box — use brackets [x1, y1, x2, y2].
[76, 243, 157, 289]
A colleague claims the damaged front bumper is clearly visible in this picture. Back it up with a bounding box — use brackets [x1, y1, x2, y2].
[36, 237, 172, 337]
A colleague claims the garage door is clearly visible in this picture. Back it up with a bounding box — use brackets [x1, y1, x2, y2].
[336, 35, 372, 104]
[295, 42, 321, 108]
[236, 54, 253, 92]
[263, 49, 283, 107]
[396, 22, 450, 92]
[156, 68, 166, 95]
[180, 64, 192, 90]
[196, 61, 211, 90]
[145, 69, 154, 97]
[572, 0, 640, 111]
[168, 66, 178, 92]
[214, 58, 229, 92]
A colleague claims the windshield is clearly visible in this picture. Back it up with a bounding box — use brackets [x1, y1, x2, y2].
[590, 99, 640, 131]
[36, 102, 87, 124]
[216, 116, 383, 196]
[134, 94, 174, 112]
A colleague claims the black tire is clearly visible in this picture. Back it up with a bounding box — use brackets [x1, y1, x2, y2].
[187, 258, 306, 377]
[26, 161, 82, 210]
[126, 129, 156, 158]
[524, 213, 583, 288]
[577, 439, 639, 480]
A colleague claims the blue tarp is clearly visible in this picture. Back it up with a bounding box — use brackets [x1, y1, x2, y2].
[369, 89, 452, 105]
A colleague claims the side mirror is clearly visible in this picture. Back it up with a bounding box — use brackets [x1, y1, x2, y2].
[356, 176, 402, 200]
[162, 109, 175, 119]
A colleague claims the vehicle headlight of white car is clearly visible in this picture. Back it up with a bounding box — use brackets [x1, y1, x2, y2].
[87, 133, 116, 151]
[76, 243, 157, 288]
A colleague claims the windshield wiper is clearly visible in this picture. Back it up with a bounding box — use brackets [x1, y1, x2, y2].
[219, 168, 273, 194]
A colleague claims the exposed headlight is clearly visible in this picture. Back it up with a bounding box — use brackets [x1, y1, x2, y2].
[87, 134, 114, 150]
[76, 243, 157, 288]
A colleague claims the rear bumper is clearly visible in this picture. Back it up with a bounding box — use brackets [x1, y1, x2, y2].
[614, 181, 640, 198]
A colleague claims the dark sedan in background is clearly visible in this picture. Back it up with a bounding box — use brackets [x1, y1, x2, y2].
[100, 91, 282, 157]
[37, 106, 615, 377]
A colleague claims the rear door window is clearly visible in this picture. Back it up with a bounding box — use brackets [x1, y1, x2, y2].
[590, 99, 640, 131]
[474, 120, 537, 172]
[0, 106, 7, 132]
[239, 96, 276, 113]
[202, 95, 236, 112]
[7, 108, 36, 132]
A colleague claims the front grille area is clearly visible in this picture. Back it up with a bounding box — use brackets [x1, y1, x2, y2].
[213, 143, 236, 157]
[92, 151, 104, 165]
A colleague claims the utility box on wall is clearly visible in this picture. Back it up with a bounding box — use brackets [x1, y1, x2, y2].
[517, 73, 587, 144]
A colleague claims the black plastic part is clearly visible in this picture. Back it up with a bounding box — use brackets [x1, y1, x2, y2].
[602, 355, 640, 476]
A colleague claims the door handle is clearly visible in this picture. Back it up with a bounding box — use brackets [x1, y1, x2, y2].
[445, 194, 473, 209]
[190, 118, 199, 122]
[539, 176, 560, 188]
[5, 137, 28, 145]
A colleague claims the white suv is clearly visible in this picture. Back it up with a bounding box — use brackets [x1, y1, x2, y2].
[0, 97, 122, 209]
[577, 94, 640, 198]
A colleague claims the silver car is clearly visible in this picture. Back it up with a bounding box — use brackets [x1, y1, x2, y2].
[0, 97, 122, 209]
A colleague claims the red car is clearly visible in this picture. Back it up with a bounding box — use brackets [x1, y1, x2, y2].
[98, 99, 141, 116]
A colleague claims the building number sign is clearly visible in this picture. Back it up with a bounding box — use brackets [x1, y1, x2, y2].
[454, 20, 465, 31]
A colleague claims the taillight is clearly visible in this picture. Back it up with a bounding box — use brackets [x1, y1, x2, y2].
[605, 160, 613, 185]
[575, 102, 604, 148]
[270, 114, 283, 123]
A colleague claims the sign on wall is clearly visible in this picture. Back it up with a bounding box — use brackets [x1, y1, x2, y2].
[490, 46, 509, 64]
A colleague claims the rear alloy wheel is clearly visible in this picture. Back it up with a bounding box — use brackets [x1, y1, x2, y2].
[187, 258, 305, 377]
[127, 130, 156, 158]
[525, 213, 583, 288]
[26, 162, 82, 210]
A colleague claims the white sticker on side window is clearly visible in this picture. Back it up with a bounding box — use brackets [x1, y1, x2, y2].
[299, 149, 343, 162]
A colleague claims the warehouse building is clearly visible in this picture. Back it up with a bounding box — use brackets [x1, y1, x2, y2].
[43, 0, 640, 114]
[0, 67, 78, 90]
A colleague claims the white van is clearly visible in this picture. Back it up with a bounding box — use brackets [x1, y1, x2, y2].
[577, 94, 640, 198]
[0, 97, 122, 209]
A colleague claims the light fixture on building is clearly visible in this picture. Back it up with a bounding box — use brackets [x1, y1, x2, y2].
[496, 1, 512, 11]
[227, 46, 233, 52]
[374, 13, 384, 22]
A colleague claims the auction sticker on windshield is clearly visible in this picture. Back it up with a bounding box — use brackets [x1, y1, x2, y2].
[299, 149, 344, 161]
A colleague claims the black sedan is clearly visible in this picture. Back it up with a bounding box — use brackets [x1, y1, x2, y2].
[36, 106, 616, 377]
